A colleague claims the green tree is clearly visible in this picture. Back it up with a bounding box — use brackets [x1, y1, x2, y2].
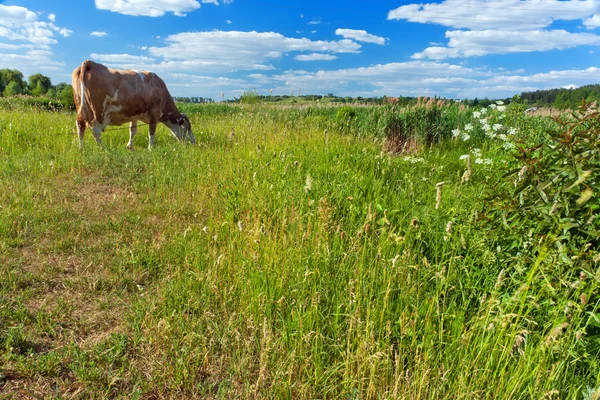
[28, 73, 52, 96]
[3, 81, 26, 97]
[0, 69, 26, 96]
[60, 84, 75, 109]
[46, 87, 57, 98]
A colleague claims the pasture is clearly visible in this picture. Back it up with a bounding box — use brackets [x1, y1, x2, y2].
[0, 100, 599, 399]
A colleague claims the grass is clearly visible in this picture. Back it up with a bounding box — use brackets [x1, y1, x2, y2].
[0, 103, 598, 399]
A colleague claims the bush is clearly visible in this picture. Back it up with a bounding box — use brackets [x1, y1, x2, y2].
[483, 101, 600, 376]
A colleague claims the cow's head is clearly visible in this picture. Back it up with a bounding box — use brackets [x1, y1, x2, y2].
[168, 113, 196, 144]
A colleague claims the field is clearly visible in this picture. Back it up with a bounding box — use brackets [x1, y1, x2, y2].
[1, 100, 599, 399]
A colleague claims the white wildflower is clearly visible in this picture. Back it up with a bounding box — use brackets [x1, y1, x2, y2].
[452, 128, 461, 138]
[497, 105, 506, 112]
[465, 123, 473, 132]
[471, 148, 482, 157]
[489, 103, 497, 110]
[498, 133, 508, 141]
[480, 108, 488, 115]
[461, 133, 470, 141]
[475, 158, 493, 165]
[459, 154, 469, 160]
[498, 114, 505, 120]
[473, 111, 481, 118]
[496, 100, 504, 105]
[508, 127, 518, 135]
[492, 124, 503, 131]
[502, 141, 516, 150]
[482, 123, 491, 132]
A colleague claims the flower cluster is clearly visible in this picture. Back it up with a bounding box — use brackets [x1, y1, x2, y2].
[454, 100, 518, 147]
[460, 148, 492, 166]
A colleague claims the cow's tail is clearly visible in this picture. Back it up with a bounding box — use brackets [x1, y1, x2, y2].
[78, 60, 92, 115]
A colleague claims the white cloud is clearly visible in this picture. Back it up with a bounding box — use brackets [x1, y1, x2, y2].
[95, 0, 200, 16]
[91, 31, 108, 37]
[295, 53, 337, 61]
[226, 19, 232, 24]
[563, 84, 578, 89]
[0, 50, 66, 76]
[252, 62, 600, 100]
[335, 28, 386, 45]
[388, 0, 600, 30]
[90, 53, 156, 64]
[95, 0, 229, 17]
[412, 29, 600, 59]
[144, 30, 360, 71]
[0, 5, 71, 75]
[0, 5, 72, 44]
[308, 17, 322, 25]
[584, 13, 600, 28]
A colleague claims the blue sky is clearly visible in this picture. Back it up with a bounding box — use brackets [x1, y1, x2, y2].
[0, 0, 599, 100]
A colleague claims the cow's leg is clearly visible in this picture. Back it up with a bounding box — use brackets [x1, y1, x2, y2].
[148, 122, 157, 149]
[76, 120, 86, 149]
[127, 121, 137, 150]
[91, 123, 104, 148]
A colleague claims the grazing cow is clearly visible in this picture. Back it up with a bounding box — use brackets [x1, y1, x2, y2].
[72, 60, 196, 149]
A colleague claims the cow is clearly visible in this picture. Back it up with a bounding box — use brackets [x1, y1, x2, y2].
[72, 60, 196, 149]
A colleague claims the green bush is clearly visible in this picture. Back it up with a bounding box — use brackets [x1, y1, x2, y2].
[483, 101, 600, 376]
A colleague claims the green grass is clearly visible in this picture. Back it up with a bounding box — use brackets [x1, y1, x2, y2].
[0, 103, 598, 399]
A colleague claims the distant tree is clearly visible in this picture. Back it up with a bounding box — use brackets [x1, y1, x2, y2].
[60, 84, 75, 109]
[46, 87, 58, 98]
[0, 69, 27, 96]
[29, 73, 52, 95]
[3, 81, 27, 97]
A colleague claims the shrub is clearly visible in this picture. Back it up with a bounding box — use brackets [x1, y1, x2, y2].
[483, 101, 600, 375]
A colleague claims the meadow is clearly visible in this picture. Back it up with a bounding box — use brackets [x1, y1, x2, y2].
[0, 98, 599, 399]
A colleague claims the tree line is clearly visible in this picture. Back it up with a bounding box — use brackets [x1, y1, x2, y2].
[520, 84, 600, 109]
[0, 69, 74, 108]
[3, 67, 598, 110]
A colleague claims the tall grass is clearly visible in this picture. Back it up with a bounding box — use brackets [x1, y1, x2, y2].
[0, 102, 598, 398]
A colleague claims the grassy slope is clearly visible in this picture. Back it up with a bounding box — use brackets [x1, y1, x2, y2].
[0, 105, 595, 398]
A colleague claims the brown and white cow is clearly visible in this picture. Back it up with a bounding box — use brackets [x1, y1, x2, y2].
[72, 60, 196, 149]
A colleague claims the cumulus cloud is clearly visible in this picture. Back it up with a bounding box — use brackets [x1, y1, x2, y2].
[412, 29, 600, 59]
[584, 13, 600, 28]
[387, 0, 600, 30]
[295, 53, 337, 61]
[142, 30, 360, 71]
[0, 5, 72, 44]
[90, 53, 156, 64]
[388, 0, 600, 59]
[335, 28, 386, 45]
[91, 31, 108, 37]
[262, 62, 600, 100]
[95, 0, 230, 17]
[0, 5, 71, 75]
